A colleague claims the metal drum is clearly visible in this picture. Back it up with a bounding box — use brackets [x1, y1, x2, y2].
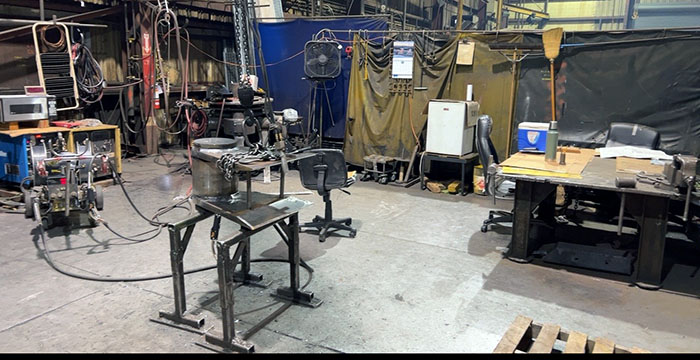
[191, 137, 242, 198]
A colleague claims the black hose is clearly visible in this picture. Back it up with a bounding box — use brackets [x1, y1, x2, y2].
[34, 202, 314, 283]
[109, 160, 169, 226]
[102, 222, 163, 243]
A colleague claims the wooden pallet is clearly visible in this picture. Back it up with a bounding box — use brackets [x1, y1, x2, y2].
[494, 315, 650, 354]
[0, 120, 51, 131]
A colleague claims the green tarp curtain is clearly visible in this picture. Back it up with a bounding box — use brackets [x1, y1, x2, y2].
[344, 33, 523, 166]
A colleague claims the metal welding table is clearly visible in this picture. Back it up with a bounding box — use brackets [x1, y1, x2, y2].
[420, 152, 479, 195]
[157, 153, 320, 353]
[500, 156, 682, 290]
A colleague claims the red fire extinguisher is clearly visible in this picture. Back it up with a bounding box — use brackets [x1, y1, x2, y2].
[154, 84, 162, 109]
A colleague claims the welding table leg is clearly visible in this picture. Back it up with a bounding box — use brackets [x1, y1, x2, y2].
[205, 238, 255, 353]
[158, 211, 213, 329]
[507, 180, 556, 262]
[232, 236, 268, 287]
[625, 193, 669, 289]
[273, 214, 323, 307]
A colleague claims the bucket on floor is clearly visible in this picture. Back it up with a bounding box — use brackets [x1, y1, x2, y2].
[473, 165, 485, 195]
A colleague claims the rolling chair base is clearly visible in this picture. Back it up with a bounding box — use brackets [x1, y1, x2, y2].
[300, 215, 357, 242]
[481, 210, 513, 233]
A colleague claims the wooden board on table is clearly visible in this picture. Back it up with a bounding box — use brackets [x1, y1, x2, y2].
[500, 148, 595, 176]
[0, 126, 67, 137]
[501, 166, 583, 179]
[615, 156, 664, 175]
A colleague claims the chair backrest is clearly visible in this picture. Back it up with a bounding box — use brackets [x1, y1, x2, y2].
[298, 149, 348, 194]
[605, 122, 660, 149]
[476, 115, 499, 167]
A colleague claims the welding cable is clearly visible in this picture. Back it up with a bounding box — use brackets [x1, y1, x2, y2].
[101, 222, 163, 243]
[108, 161, 171, 227]
[40, 24, 66, 52]
[74, 42, 106, 104]
[189, 108, 209, 139]
[34, 203, 314, 283]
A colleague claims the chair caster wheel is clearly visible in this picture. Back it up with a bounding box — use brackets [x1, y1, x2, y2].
[319, 234, 327, 242]
[349, 230, 357, 238]
[481, 225, 488, 233]
[344, 219, 352, 225]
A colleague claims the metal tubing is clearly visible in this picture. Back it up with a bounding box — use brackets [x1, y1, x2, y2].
[216, 241, 236, 344]
[64, 165, 71, 217]
[403, 0, 408, 30]
[288, 214, 301, 290]
[246, 172, 252, 209]
[279, 166, 285, 199]
[617, 193, 626, 236]
[0, 18, 108, 28]
[682, 177, 694, 222]
[169, 226, 187, 316]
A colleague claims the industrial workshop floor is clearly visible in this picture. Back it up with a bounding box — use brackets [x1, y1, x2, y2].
[1, 153, 699, 353]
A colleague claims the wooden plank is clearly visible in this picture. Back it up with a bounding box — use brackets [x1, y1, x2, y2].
[501, 166, 583, 179]
[592, 337, 615, 353]
[529, 323, 561, 353]
[630, 346, 651, 353]
[0, 126, 69, 137]
[493, 315, 533, 353]
[563, 330, 588, 353]
[500, 148, 595, 176]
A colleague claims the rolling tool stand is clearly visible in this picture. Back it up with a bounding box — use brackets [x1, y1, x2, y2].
[156, 139, 320, 353]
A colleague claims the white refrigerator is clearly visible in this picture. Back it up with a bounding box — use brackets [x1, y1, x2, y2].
[425, 100, 480, 156]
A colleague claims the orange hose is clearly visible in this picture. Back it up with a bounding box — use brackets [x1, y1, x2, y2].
[408, 96, 420, 149]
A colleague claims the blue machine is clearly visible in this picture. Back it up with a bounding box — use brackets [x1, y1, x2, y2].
[0, 130, 68, 184]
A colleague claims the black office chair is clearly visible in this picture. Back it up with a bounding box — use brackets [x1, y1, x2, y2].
[605, 122, 660, 149]
[564, 122, 661, 232]
[477, 115, 513, 233]
[298, 149, 357, 242]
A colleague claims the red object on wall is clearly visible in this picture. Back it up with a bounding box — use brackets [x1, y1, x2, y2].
[141, 28, 152, 119]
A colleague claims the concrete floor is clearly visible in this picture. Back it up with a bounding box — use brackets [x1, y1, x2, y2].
[0, 154, 698, 353]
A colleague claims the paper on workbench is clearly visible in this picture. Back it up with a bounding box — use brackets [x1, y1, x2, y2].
[598, 146, 672, 160]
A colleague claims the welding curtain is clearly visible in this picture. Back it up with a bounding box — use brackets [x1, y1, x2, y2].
[257, 18, 387, 139]
[344, 33, 523, 166]
[514, 30, 700, 156]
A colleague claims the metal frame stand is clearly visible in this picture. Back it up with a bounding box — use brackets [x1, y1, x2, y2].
[420, 152, 479, 196]
[158, 210, 213, 329]
[157, 209, 322, 353]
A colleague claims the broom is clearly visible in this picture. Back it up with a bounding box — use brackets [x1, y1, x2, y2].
[542, 27, 564, 122]
[542, 27, 564, 161]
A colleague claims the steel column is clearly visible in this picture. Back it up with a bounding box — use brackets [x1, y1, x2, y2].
[625, 193, 670, 289]
[507, 180, 556, 261]
[273, 214, 322, 307]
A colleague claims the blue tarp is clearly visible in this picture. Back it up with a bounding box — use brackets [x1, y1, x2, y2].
[257, 18, 387, 139]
